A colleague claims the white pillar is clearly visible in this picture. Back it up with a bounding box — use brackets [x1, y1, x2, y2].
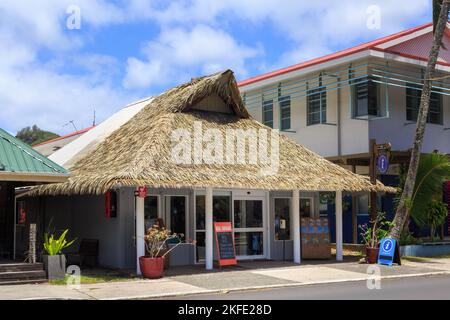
[136, 196, 145, 274]
[335, 190, 343, 261]
[205, 187, 213, 270]
[292, 189, 301, 264]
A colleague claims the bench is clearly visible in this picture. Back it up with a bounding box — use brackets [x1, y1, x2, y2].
[66, 239, 99, 268]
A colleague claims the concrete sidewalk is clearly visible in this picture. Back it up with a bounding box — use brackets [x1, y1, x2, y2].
[1, 258, 450, 300]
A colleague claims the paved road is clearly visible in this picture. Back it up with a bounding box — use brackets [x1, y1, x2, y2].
[172, 274, 450, 300]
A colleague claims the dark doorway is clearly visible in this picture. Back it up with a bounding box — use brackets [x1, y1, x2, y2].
[0, 182, 14, 261]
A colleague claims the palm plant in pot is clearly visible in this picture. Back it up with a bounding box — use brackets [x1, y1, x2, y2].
[43, 229, 76, 280]
[360, 213, 392, 264]
[139, 225, 184, 279]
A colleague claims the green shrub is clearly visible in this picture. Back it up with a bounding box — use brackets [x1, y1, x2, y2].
[44, 229, 76, 256]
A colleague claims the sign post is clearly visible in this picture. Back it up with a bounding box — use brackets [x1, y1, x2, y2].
[378, 238, 401, 266]
[214, 222, 237, 267]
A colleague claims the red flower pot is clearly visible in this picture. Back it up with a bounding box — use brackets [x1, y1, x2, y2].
[366, 247, 380, 264]
[139, 256, 164, 279]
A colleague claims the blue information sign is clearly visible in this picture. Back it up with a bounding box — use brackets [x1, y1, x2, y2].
[377, 154, 389, 174]
[378, 238, 396, 266]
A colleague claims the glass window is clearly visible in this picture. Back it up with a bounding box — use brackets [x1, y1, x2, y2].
[358, 194, 369, 215]
[213, 196, 231, 222]
[307, 87, 326, 125]
[353, 77, 379, 118]
[196, 195, 205, 230]
[234, 200, 263, 228]
[262, 100, 274, 128]
[196, 195, 231, 231]
[169, 196, 186, 239]
[319, 193, 329, 217]
[279, 96, 291, 130]
[144, 196, 158, 230]
[274, 198, 290, 240]
[195, 232, 205, 262]
[406, 83, 443, 124]
[195, 195, 231, 262]
[300, 198, 312, 218]
[234, 232, 263, 256]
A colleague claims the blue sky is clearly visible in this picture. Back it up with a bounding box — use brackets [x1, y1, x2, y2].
[0, 0, 432, 135]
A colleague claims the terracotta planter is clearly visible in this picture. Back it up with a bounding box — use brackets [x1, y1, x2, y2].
[139, 256, 164, 279]
[366, 247, 380, 264]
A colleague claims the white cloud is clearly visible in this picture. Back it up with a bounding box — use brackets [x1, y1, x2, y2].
[123, 25, 262, 88]
[141, 0, 430, 65]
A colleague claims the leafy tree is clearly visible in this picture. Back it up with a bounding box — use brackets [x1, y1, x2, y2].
[426, 200, 448, 240]
[394, 153, 450, 236]
[16, 125, 59, 146]
[389, 1, 450, 238]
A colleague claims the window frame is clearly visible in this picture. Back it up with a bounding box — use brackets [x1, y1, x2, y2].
[352, 77, 380, 118]
[406, 83, 443, 125]
[307, 87, 327, 126]
[278, 95, 291, 131]
[262, 99, 274, 128]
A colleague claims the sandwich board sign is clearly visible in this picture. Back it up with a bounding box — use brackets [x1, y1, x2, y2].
[378, 238, 401, 266]
[214, 222, 237, 267]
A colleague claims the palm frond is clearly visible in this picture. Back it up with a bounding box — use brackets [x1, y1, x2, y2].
[410, 153, 450, 227]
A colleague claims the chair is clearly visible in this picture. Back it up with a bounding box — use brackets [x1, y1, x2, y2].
[67, 239, 99, 268]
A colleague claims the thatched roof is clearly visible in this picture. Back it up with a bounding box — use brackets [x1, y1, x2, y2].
[31, 70, 395, 195]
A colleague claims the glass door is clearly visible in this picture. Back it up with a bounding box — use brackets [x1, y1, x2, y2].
[233, 198, 265, 259]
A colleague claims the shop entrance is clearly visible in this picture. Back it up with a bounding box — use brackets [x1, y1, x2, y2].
[233, 197, 266, 260]
[0, 182, 14, 261]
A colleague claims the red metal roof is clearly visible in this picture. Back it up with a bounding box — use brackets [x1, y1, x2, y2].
[383, 29, 450, 64]
[33, 126, 95, 147]
[238, 22, 434, 87]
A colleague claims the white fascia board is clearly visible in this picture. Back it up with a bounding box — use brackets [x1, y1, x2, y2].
[239, 51, 372, 92]
[369, 50, 450, 73]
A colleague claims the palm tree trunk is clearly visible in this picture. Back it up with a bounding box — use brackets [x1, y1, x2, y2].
[389, 1, 449, 239]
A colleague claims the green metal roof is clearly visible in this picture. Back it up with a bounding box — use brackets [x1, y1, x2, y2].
[0, 128, 68, 174]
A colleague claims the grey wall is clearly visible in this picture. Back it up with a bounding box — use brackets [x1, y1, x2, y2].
[40, 189, 136, 270]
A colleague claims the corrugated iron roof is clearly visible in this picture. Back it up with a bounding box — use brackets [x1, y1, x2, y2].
[384, 30, 450, 64]
[0, 128, 68, 175]
[238, 22, 435, 87]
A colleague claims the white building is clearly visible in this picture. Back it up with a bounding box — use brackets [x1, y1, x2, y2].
[239, 22, 450, 173]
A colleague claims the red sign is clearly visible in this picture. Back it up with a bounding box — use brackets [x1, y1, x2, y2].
[214, 222, 237, 267]
[136, 186, 148, 198]
[18, 207, 26, 225]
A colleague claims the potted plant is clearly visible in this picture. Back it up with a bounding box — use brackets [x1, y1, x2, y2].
[43, 229, 76, 280]
[360, 213, 392, 264]
[139, 226, 184, 279]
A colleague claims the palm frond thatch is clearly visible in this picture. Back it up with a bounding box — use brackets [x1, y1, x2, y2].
[30, 70, 396, 196]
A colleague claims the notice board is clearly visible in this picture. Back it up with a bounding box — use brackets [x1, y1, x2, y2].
[214, 222, 237, 266]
